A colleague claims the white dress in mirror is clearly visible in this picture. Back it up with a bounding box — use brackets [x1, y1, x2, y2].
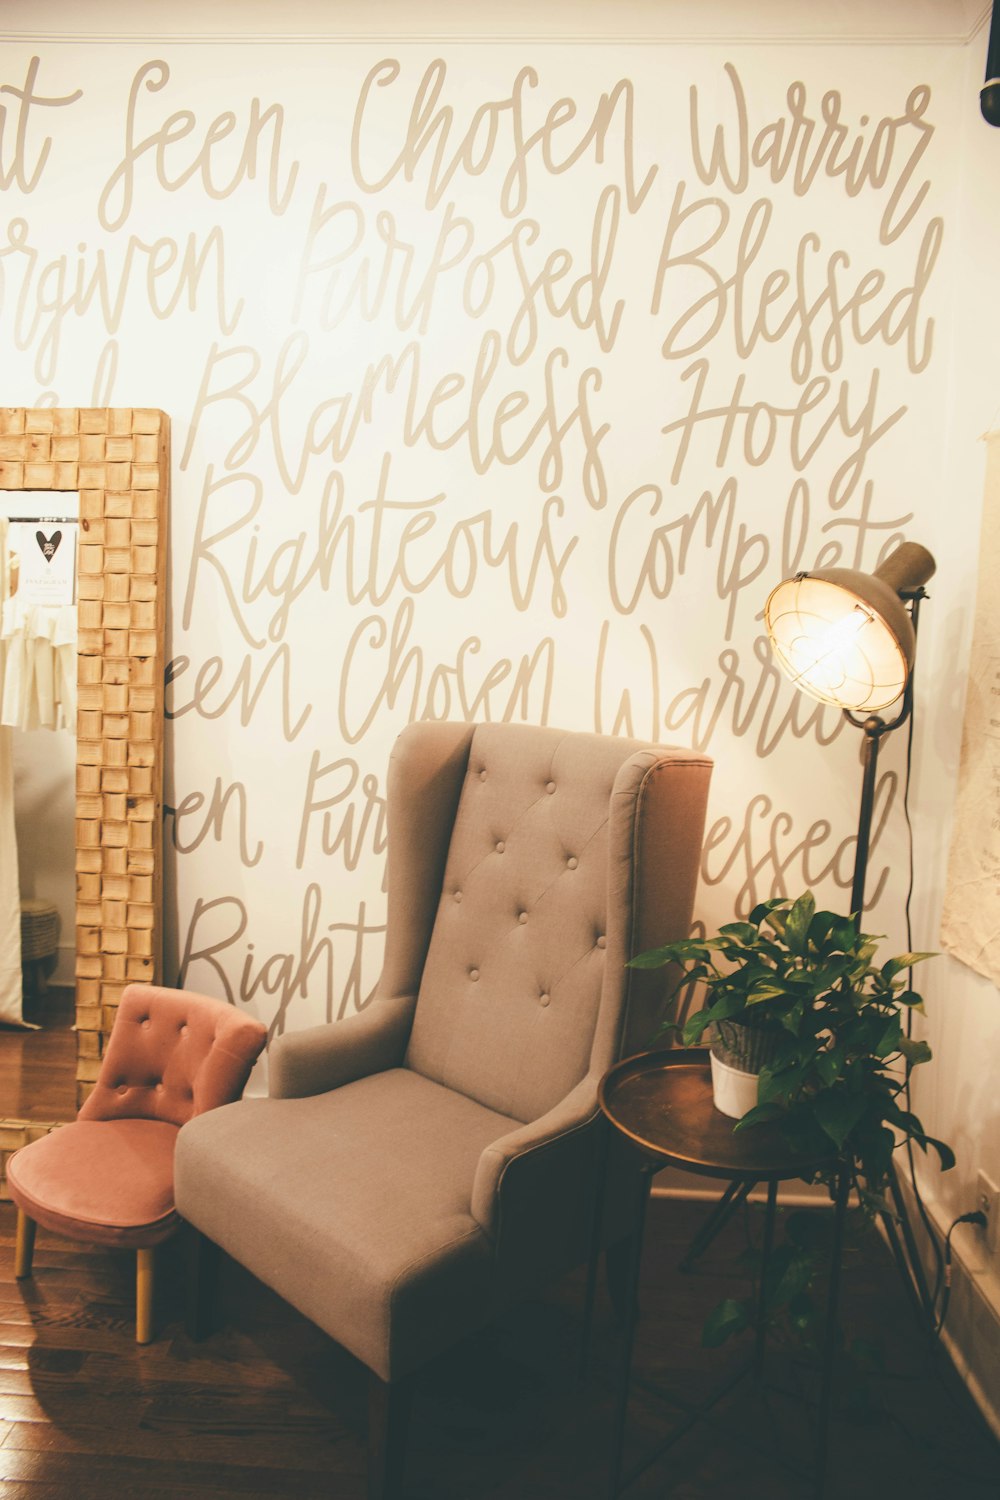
[0, 495, 79, 1027]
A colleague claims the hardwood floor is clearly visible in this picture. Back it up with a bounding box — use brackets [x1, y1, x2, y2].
[0, 989, 77, 1124]
[0, 1195, 997, 1499]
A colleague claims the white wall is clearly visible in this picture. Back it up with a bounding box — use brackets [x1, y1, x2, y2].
[2, 0, 998, 1406]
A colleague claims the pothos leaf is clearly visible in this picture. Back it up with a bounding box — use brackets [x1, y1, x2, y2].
[732, 1101, 786, 1132]
[785, 892, 816, 955]
[896, 990, 926, 1014]
[899, 1036, 932, 1067]
[873, 1015, 903, 1058]
[813, 1090, 868, 1150]
[718, 921, 761, 942]
[681, 1008, 713, 1046]
[815, 1045, 845, 1087]
[749, 898, 788, 926]
[910, 1133, 957, 1171]
[702, 1297, 751, 1347]
[881, 952, 935, 981]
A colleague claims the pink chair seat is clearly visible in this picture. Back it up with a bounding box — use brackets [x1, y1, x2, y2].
[10, 985, 267, 1343]
[8, 1118, 181, 1249]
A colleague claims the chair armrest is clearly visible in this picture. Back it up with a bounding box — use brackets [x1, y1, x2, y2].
[269, 992, 414, 1098]
[470, 1076, 600, 1241]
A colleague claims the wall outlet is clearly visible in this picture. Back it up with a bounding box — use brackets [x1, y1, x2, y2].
[977, 1171, 1000, 1257]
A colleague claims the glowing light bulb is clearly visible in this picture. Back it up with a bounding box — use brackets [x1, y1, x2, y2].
[786, 604, 874, 696]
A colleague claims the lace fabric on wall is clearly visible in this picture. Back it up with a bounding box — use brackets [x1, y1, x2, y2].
[941, 432, 1000, 987]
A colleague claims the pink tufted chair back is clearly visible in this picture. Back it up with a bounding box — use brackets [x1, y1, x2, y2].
[79, 984, 267, 1128]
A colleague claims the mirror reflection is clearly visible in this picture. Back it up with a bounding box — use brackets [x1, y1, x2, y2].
[1, 490, 80, 1122]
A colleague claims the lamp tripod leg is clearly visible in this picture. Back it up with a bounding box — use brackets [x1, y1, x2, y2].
[886, 1162, 936, 1323]
[815, 1162, 851, 1499]
[607, 1166, 653, 1500]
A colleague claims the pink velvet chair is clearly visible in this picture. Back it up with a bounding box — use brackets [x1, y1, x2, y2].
[8, 983, 267, 1342]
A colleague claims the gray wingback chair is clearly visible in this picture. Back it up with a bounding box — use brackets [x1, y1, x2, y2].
[175, 720, 712, 1498]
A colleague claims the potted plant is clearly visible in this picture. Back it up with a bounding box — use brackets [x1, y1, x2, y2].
[631, 892, 947, 1156]
[628, 890, 955, 1350]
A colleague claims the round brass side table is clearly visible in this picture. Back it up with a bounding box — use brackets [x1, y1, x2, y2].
[597, 1048, 848, 1500]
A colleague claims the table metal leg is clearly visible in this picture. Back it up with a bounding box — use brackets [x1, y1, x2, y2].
[607, 1164, 653, 1500]
[755, 1179, 778, 1375]
[679, 1177, 755, 1272]
[815, 1161, 850, 1499]
[580, 1117, 611, 1383]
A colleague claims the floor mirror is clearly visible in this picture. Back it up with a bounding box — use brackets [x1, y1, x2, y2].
[0, 407, 169, 1193]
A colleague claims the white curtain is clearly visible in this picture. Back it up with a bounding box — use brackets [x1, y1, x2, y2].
[0, 518, 25, 1025]
[0, 600, 77, 731]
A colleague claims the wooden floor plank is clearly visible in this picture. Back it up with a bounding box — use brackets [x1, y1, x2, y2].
[0, 1012, 77, 1124]
[0, 1198, 997, 1499]
[1, 1419, 354, 1472]
[0, 1447, 355, 1496]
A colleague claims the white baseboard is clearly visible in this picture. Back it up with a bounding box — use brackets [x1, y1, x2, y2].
[651, 1164, 830, 1208]
[892, 1174, 1000, 1441]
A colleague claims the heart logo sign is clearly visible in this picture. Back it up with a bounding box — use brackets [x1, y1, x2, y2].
[35, 530, 62, 563]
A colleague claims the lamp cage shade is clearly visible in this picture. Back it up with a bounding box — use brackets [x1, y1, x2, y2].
[764, 544, 935, 713]
[765, 576, 907, 710]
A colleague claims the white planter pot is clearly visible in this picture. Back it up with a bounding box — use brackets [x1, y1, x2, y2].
[710, 1049, 760, 1120]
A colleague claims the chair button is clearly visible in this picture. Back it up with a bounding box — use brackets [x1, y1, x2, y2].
[518, 911, 528, 925]
[179, 1023, 188, 1035]
[454, 891, 463, 903]
[596, 935, 607, 950]
[479, 770, 487, 782]
[496, 841, 505, 854]
[567, 856, 578, 870]
[117, 1084, 128, 1096]
[469, 968, 480, 982]
[546, 781, 556, 794]
[539, 993, 550, 1008]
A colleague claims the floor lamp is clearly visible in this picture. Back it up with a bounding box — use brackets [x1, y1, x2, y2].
[763, 539, 938, 1320]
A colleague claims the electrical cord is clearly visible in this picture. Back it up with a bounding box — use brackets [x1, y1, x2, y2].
[898, 684, 947, 1321]
[934, 1211, 988, 1336]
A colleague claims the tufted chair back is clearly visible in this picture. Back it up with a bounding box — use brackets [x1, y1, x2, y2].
[79, 984, 267, 1128]
[405, 722, 711, 1123]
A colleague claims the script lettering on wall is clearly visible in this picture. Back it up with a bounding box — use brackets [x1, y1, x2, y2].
[0, 44, 948, 1053]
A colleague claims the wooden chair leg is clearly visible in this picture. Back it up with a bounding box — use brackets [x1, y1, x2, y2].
[186, 1229, 222, 1342]
[368, 1372, 413, 1500]
[136, 1247, 155, 1344]
[14, 1210, 36, 1279]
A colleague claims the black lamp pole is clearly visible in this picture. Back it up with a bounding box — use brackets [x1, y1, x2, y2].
[842, 586, 937, 1326]
[844, 590, 924, 919]
[689, 563, 938, 1329]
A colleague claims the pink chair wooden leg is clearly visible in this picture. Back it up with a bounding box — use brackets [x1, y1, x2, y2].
[15, 1210, 36, 1279]
[136, 1247, 155, 1344]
